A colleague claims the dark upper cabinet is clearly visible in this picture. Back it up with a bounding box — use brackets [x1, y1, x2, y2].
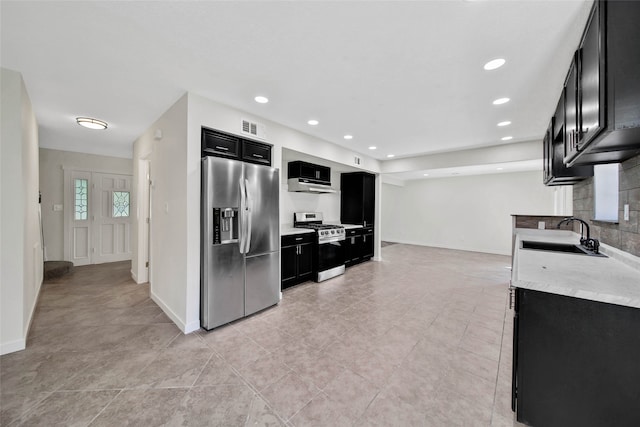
[341, 172, 375, 227]
[545, 93, 593, 186]
[202, 128, 241, 159]
[201, 127, 273, 166]
[564, 0, 640, 167]
[287, 161, 331, 185]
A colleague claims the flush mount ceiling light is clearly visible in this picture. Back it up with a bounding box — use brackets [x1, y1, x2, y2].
[368, 146, 377, 150]
[254, 96, 269, 104]
[484, 58, 506, 71]
[497, 121, 512, 127]
[423, 173, 429, 176]
[76, 117, 108, 130]
[343, 135, 353, 140]
[493, 97, 510, 105]
[497, 167, 504, 170]
[307, 119, 319, 126]
[387, 154, 395, 158]
[501, 136, 513, 141]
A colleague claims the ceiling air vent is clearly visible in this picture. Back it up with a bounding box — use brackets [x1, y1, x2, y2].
[241, 118, 267, 140]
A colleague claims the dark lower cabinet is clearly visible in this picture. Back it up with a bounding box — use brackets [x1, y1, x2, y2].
[344, 227, 374, 267]
[281, 233, 314, 289]
[513, 288, 640, 427]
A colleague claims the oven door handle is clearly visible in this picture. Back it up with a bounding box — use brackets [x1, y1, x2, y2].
[320, 236, 345, 244]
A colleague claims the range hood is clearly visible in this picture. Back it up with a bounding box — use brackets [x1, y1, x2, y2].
[287, 160, 336, 193]
[287, 178, 336, 193]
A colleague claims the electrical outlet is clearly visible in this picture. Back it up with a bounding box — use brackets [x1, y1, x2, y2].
[538, 221, 545, 230]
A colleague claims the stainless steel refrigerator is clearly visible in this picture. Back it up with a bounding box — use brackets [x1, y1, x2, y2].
[201, 156, 280, 330]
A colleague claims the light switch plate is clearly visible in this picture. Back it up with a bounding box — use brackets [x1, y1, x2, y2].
[53, 204, 63, 211]
[624, 204, 630, 221]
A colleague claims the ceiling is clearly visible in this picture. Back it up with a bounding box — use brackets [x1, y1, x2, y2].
[1, 0, 592, 162]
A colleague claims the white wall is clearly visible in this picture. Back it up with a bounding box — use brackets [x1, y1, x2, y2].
[1, 68, 42, 355]
[39, 148, 132, 261]
[381, 170, 562, 255]
[132, 94, 190, 331]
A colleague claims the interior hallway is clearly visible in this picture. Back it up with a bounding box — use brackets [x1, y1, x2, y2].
[1, 245, 524, 426]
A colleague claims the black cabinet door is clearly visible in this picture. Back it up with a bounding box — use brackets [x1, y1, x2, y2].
[564, 55, 580, 164]
[362, 174, 375, 227]
[281, 245, 298, 288]
[515, 288, 640, 427]
[577, 1, 604, 151]
[316, 165, 330, 183]
[341, 172, 375, 226]
[202, 128, 241, 159]
[297, 242, 314, 280]
[242, 140, 272, 166]
[361, 231, 374, 259]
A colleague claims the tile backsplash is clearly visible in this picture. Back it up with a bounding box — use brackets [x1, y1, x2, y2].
[573, 154, 640, 257]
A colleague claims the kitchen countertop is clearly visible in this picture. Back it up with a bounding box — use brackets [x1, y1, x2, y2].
[512, 228, 640, 308]
[281, 226, 315, 236]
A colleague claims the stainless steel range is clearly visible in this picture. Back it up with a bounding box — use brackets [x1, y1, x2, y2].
[294, 212, 345, 282]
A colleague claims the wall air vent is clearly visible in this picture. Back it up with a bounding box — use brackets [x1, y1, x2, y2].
[241, 118, 267, 140]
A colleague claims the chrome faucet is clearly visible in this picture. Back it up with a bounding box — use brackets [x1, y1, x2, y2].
[557, 217, 600, 253]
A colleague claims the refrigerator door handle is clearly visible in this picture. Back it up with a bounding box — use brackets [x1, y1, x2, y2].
[244, 178, 252, 253]
[239, 178, 247, 253]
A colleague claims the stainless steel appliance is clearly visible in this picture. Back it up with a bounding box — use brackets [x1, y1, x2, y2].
[294, 212, 345, 282]
[201, 156, 280, 330]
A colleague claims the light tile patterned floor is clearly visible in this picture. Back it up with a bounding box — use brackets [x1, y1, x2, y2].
[1, 244, 526, 426]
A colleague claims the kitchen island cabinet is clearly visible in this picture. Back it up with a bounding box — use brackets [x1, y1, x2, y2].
[511, 229, 640, 426]
[513, 288, 640, 427]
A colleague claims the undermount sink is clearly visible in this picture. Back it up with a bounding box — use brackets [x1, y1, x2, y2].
[521, 240, 607, 257]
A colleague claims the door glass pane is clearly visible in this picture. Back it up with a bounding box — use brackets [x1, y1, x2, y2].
[113, 191, 130, 217]
[74, 178, 88, 220]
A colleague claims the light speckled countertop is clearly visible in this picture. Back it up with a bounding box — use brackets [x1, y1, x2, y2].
[280, 226, 315, 236]
[512, 229, 640, 308]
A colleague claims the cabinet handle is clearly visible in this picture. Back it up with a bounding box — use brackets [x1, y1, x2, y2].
[363, 235, 366, 243]
[215, 145, 229, 151]
[252, 153, 264, 158]
[509, 285, 515, 310]
[295, 237, 303, 241]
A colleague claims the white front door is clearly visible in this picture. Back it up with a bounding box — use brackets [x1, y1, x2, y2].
[64, 170, 133, 265]
[68, 170, 92, 266]
[93, 173, 132, 264]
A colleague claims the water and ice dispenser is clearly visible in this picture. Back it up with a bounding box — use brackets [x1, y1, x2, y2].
[213, 207, 239, 244]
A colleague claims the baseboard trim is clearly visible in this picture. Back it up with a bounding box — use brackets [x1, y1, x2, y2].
[150, 290, 199, 334]
[1, 338, 26, 355]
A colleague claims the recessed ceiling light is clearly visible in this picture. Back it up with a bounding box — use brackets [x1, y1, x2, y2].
[497, 167, 504, 170]
[254, 96, 269, 104]
[493, 98, 510, 105]
[307, 119, 319, 126]
[344, 135, 353, 140]
[497, 121, 511, 127]
[484, 58, 506, 71]
[368, 146, 377, 150]
[387, 154, 395, 158]
[423, 173, 429, 176]
[501, 136, 513, 141]
[76, 117, 108, 130]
